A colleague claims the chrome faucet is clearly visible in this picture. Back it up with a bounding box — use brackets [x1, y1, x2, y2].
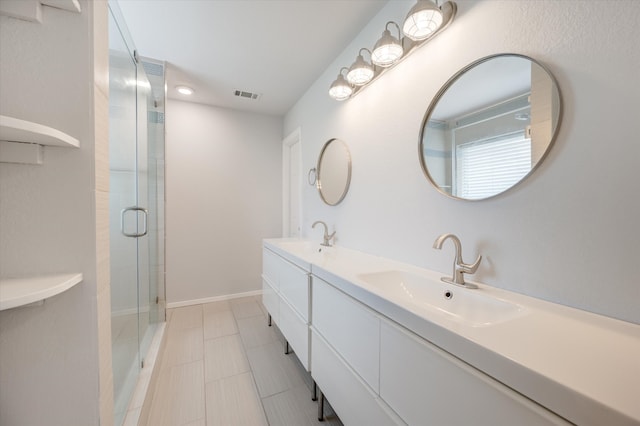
[433, 233, 482, 288]
[312, 221, 335, 247]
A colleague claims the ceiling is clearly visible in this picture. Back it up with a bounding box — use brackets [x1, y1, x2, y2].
[117, 0, 389, 116]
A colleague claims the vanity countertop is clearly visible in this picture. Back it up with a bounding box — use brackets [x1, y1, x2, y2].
[263, 238, 640, 426]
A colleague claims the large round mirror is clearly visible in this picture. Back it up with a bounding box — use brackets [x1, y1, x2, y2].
[317, 138, 352, 205]
[419, 54, 562, 200]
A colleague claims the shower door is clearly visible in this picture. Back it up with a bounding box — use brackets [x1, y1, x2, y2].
[108, 4, 163, 425]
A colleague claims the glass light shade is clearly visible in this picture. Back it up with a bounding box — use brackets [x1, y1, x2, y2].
[347, 54, 374, 86]
[328, 73, 353, 101]
[403, 0, 443, 41]
[372, 29, 404, 67]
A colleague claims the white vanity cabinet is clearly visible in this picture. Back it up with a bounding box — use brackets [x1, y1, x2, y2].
[261, 246, 311, 370]
[264, 239, 640, 425]
[312, 274, 570, 426]
[379, 321, 571, 426]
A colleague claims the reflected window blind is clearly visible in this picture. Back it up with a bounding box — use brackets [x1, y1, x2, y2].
[456, 132, 531, 199]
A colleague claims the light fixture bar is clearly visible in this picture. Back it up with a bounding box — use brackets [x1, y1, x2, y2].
[328, 0, 456, 101]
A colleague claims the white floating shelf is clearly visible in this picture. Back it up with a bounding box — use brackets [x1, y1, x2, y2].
[40, 0, 81, 13]
[0, 273, 83, 311]
[0, 0, 42, 23]
[0, 1, 80, 23]
[0, 115, 79, 148]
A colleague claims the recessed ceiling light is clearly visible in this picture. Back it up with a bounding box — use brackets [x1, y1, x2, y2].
[176, 85, 194, 95]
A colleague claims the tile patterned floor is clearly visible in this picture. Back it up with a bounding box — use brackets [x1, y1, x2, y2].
[143, 296, 342, 426]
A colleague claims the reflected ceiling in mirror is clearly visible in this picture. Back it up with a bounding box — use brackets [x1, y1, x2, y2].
[419, 54, 562, 200]
[317, 138, 352, 206]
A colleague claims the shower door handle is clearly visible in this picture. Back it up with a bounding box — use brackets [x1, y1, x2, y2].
[121, 206, 148, 238]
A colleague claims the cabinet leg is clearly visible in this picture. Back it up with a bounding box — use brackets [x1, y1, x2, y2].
[268, 314, 272, 327]
[317, 390, 325, 422]
[285, 340, 290, 355]
[312, 380, 317, 401]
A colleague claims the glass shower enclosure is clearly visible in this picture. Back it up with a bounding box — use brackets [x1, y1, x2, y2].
[108, 3, 165, 424]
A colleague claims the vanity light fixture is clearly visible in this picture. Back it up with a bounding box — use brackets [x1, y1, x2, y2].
[371, 22, 404, 67]
[328, 1, 456, 101]
[403, 0, 444, 41]
[347, 48, 375, 86]
[176, 85, 194, 95]
[329, 67, 353, 101]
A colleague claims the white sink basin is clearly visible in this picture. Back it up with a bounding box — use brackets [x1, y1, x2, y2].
[357, 270, 526, 327]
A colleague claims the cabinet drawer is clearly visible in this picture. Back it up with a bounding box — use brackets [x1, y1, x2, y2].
[279, 258, 309, 321]
[262, 248, 280, 288]
[312, 330, 405, 426]
[280, 297, 310, 370]
[380, 321, 571, 426]
[312, 277, 380, 392]
[261, 279, 279, 325]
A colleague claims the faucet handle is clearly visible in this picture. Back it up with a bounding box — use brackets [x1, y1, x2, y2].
[460, 255, 482, 274]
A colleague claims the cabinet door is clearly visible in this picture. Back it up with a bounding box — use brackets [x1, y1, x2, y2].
[312, 277, 380, 392]
[262, 279, 279, 325]
[279, 258, 309, 321]
[380, 321, 571, 426]
[312, 331, 405, 426]
[262, 248, 280, 289]
[280, 297, 310, 370]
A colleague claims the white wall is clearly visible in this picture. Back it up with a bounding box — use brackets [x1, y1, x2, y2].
[166, 100, 282, 305]
[0, 1, 110, 424]
[285, 0, 640, 324]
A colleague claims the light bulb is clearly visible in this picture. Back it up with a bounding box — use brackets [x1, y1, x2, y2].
[403, 0, 443, 41]
[372, 23, 404, 67]
[328, 71, 353, 101]
[347, 50, 374, 86]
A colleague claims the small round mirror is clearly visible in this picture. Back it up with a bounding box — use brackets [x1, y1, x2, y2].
[317, 138, 352, 206]
[420, 54, 562, 200]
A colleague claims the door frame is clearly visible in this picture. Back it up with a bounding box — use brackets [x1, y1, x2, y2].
[282, 127, 302, 237]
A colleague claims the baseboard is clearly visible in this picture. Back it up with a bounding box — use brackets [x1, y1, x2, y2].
[166, 289, 263, 309]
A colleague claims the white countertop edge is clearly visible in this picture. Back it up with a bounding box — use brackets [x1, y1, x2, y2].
[0, 273, 83, 311]
[263, 238, 640, 426]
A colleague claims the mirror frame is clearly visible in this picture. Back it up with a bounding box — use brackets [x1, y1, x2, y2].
[418, 53, 563, 201]
[317, 138, 352, 206]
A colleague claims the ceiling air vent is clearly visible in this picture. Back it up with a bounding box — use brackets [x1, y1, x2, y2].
[234, 89, 261, 100]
